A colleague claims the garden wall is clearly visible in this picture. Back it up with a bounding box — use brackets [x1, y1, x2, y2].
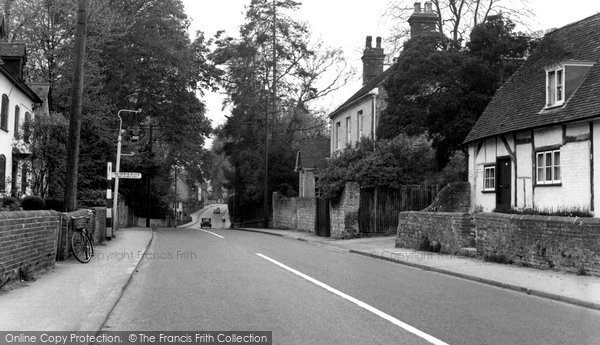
[272, 192, 316, 233]
[475, 213, 600, 276]
[0, 211, 61, 288]
[330, 182, 360, 238]
[396, 211, 474, 253]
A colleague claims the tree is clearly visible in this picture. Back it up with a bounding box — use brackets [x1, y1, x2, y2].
[214, 0, 349, 222]
[382, 0, 532, 55]
[378, 14, 534, 167]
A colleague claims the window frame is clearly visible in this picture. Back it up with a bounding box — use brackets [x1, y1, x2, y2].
[13, 105, 20, 138]
[345, 116, 351, 146]
[1, 94, 8, 131]
[535, 149, 561, 185]
[546, 67, 565, 108]
[24, 112, 32, 143]
[482, 165, 496, 192]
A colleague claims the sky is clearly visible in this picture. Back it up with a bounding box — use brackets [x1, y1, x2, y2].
[181, 0, 600, 146]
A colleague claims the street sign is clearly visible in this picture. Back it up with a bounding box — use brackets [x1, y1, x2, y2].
[107, 162, 112, 180]
[114, 172, 142, 179]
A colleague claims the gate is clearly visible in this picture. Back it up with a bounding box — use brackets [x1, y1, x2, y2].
[315, 198, 330, 237]
[359, 185, 440, 235]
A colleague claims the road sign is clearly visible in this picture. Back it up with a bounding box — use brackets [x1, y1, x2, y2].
[114, 172, 142, 179]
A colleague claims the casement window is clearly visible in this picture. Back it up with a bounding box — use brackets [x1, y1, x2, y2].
[345, 116, 351, 145]
[24, 112, 32, 143]
[335, 121, 341, 150]
[483, 165, 495, 191]
[1, 94, 8, 131]
[546, 67, 564, 107]
[536, 150, 561, 184]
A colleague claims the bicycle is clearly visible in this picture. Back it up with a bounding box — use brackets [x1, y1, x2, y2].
[70, 213, 94, 263]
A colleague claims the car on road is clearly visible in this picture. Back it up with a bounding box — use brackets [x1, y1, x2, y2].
[200, 218, 211, 228]
[213, 207, 220, 214]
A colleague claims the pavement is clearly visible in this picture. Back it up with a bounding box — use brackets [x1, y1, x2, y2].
[0, 227, 154, 331]
[237, 227, 600, 311]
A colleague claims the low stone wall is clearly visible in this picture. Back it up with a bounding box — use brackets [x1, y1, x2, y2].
[424, 182, 470, 212]
[272, 193, 316, 233]
[476, 213, 600, 276]
[396, 211, 474, 254]
[330, 182, 360, 239]
[0, 210, 61, 288]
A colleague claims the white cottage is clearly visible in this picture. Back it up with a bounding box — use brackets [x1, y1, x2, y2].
[464, 14, 600, 215]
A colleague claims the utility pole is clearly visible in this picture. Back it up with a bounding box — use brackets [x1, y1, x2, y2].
[264, 0, 276, 228]
[146, 123, 153, 227]
[64, 0, 88, 211]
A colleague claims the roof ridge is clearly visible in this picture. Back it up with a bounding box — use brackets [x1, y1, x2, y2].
[546, 12, 600, 36]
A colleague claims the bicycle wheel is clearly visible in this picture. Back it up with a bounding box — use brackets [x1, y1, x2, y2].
[71, 231, 93, 263]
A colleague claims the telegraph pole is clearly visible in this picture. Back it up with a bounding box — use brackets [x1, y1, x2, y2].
[64, 0, 88, 211]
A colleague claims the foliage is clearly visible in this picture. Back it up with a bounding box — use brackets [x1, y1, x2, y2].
[318, 135, 436, 199]
[213, 0, 349, 221]
[493, 207, 593, 218]
[1, 197, 20, 211]
[20, 195, 46, 210]
[378, 14, 535, 167]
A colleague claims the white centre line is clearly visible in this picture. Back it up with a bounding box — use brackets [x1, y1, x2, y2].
[198, 229, 224, 238]
[256, 253, 450, 345]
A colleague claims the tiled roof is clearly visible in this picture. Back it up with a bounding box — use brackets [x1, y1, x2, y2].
[328, 68, 392, 119]
[464, 13, 600, 143]
[295, 137, 330, 170]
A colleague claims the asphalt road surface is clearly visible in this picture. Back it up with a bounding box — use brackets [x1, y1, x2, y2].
[102, 208, 600, 344]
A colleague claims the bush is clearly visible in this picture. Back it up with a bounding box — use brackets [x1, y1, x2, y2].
[493, 207, 593, 218]
[1, 197, 20, 211]
[45, 199, 64, 211]
[21, 196, 46, 210]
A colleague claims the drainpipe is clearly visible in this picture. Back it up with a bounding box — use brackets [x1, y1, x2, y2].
[369, 87, 379, 149]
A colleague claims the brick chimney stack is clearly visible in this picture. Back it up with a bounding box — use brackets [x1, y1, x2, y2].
[362, 35, 385, 85]
[408, 1, 438, 38]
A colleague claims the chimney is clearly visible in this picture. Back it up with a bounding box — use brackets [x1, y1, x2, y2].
[362, 36, 385, 85]
[408, 1, 438, 38]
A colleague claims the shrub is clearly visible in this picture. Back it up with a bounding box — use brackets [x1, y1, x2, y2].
[1, 197, 20, 211]
[493, 207, 593, 218]
[45, 199, 64, 211]
[21, 196, 46, 210]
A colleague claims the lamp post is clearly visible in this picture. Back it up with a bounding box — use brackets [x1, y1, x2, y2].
[113, 108, 142, 232]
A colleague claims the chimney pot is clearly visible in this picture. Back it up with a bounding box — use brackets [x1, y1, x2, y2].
[365, 36, 372, 48]
[424, 1, 433, 12]
[376, 37, 382, 48]
[414, 2, 421, 12]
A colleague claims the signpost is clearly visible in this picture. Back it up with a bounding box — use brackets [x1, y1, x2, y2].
[106, 159, 142, 238]
[114, 172, 142, 179]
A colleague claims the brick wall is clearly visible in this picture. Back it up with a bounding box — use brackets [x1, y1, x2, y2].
[330, 182, 360, 238]
[396, 211, 474, 253]
[296, 197, 316, 232]
[0, 210, 61, 288]
[476, 213, 600, 276]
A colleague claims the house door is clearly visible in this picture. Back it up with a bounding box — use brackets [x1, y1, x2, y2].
[315, 198, 330, 237]
[496, 157, 512, 210]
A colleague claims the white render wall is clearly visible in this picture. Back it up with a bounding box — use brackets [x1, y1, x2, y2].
[469, 121, 599, 216]
[330, 97, 375, 154]
[0, 74, 36, 196]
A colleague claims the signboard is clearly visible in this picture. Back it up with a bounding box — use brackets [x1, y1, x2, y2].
[115, 172, 142, 179]
[107, 162, 112, 180]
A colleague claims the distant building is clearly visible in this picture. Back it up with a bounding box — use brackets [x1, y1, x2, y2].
[295, 137, 330, 197]
[328, 1, 438, 155]
[464, 14, 600, 215]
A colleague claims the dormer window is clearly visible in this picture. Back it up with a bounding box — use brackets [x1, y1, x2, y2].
[546, 67, 564, 107]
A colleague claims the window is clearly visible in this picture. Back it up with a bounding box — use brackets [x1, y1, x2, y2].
[345, 117, 351, 145]
[335, 121, 341, 150]
[483, 166, 495, 191]
[13, 105, 20, 138]
[21, 163, 28, 194]
[1, 94, 8, 131]
[536, 150, 561, 184]
[0, 155, 5, 192]
[24, 112, 31, 143]
[357, 110, 364, 139]
[314, 177, 321, 198]
[546, 67, 564, 107]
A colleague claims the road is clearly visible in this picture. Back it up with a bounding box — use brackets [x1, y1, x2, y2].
[103, 205, 600, 344]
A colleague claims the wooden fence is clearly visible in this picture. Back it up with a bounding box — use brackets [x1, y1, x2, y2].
[358, 185, 441, 235]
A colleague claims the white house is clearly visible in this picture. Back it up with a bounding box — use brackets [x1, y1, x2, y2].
[464, 14, 600, 215]
[0, 41, 42, 197]
[328, 1, 438, 154]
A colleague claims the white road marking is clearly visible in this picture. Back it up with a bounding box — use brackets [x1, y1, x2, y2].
[256, 253, 450, 345]
[198, 229, 224, 239]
